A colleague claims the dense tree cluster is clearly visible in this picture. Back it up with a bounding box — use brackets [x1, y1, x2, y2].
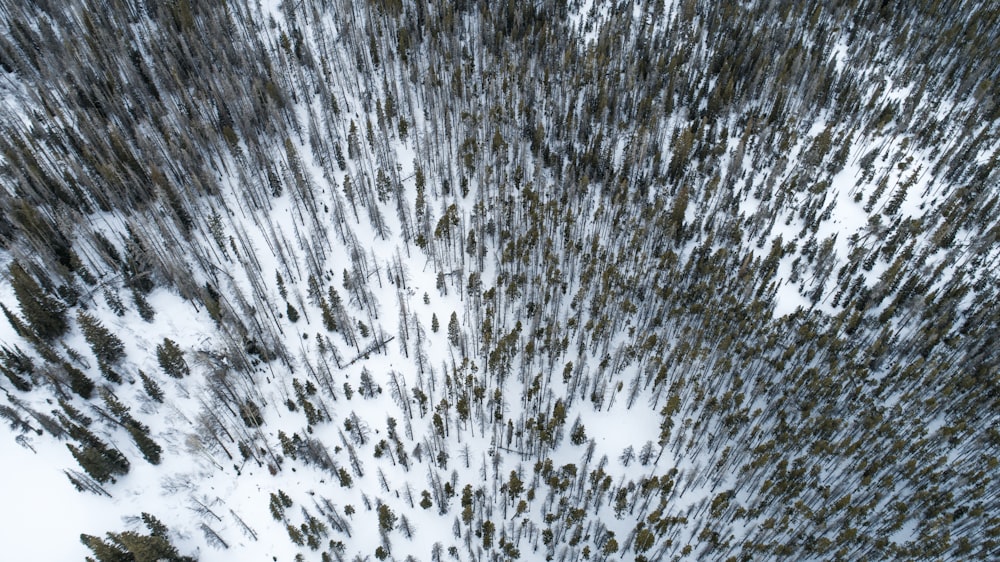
[0, 0, 997, 560]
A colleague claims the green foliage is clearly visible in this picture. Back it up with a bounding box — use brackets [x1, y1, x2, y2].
[62, 361, 94, 399]
[269, 493, 285, 520]
[139, 370, 163, 402]
[79, 534, 131, 562]
[337, 467, 353, 488]
[103, 288, 126, 316]
[10, 261, 67, 340]
[127, 422, 162, 465]
[156, 338, 189, 378]
[481, 519, 495, 548]
[447, 312, 460, 347]
[634, 527, 655, 553]
[377, 502, 396, 533]
[286, 524, 304, 546]
[67, 439, 130, 484]
[570, 419, 587, 445]
[78, 311, 125, 364]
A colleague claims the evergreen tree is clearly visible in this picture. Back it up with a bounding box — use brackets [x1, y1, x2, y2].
[67, 440, 130, 484]
[377, 503, 397, 533]
[111, 531, 178, 562]
[127, 422, 162, 465]
[0, 303, 33, 340]
[64, 362, 95, 399]
[139, 371, 163, 403]
[79, 534, 130, 562]
[10, 261, 68, 340]
[82, 514, 193, 562]
[447, 312, 460, 347]
[156, 338, 189, 378]
[0, 364, 31, 392]
[78, 311, 125, 364]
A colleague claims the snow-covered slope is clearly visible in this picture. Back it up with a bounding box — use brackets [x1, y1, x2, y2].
[0, 1, 998, 561]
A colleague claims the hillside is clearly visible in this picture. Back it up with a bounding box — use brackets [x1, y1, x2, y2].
[0, 1, 998, 560]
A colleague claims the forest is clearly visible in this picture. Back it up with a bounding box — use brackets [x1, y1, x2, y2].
[0, 0, 997, 560]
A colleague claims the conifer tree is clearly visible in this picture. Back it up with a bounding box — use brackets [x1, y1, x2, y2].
[10, 261, 68, 340]
[447, 312, 460, 347]
[63, 361, 95, 399]
[377, 503, 397, 533]
[139, 371, 163, 403]
[67, 440, 130, 484]
[156, 338, 189, 378]
[79, 534, 130, 562]
[127, 422, 162, 465]
[77, 311, 125, 364]
[81, 514, 193, 562]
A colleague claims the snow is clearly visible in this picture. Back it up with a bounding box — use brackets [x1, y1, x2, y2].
[0, 431, 122, 559]
[0, 2, 996, 560]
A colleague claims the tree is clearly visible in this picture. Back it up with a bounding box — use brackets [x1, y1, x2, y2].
[508, 470, 524, 500]
[634, 527, 655, 553]
[10, 261, 67, 340]
[79, 534, 131, 562]
[139, 371, 163, 402]
[78, 311, 125, 365]
[447, 312, 460, 347]
[156, 338, 189, 378]
[620, 446, 635, 467]
[63, 362, 95, 399]
[110, 530, 181, 562]
[570, 417, 588, 445]
[378, 502, 397, 533]
[67, 440, 129, 484]
[602, 536, 619, 555]
[127, 422, 162, 465]
[359, 369, 380, 398]
[482, 519, 495, 548]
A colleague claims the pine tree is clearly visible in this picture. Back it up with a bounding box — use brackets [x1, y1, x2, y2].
[377, 503, 397, 532]
[111, 530, 178, 561]
[0, 364, 31, 392]
[139, 371, 163, 402]
[64, 362, 95, 399]
[77, 311, 125, 364]
[10, 261, 67, 340]
[82, 515, 192, 562]
[103, 288, 126, 316]
[447, 312, 460, 347]
[1, 303, 33, 340]
[79, 534, 130, 562]
[127, 422, 162, 465]
[156, 338, 189, 378]
[131, 288, 155, 322]
[67, 440, 130, 484]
